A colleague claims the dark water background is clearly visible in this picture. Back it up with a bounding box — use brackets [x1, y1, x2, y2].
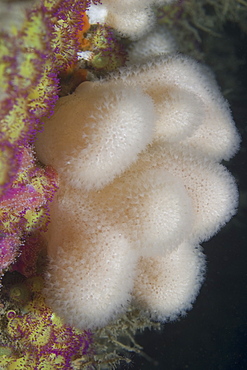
[125, 21, 247, 370]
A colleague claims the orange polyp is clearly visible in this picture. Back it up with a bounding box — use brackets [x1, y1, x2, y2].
[79, 38, 91, 50]
[77, 12, 90, 47]
[75, 68, 88, 80]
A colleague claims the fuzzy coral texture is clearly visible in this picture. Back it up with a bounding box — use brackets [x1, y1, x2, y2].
[35, 52, 240, 330]
[87, 0, 175, 39]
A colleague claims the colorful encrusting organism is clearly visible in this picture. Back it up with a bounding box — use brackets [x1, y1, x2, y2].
[0, 0, 128, 368]
[0, 276, 93, 370]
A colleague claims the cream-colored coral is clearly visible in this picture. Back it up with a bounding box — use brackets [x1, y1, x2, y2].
[88, 0, 176, 39]
[35, 54, 239, 329]
[127, 26, 177, 65]
[35, 82, 155, 190]
[133, 242, 205, 321]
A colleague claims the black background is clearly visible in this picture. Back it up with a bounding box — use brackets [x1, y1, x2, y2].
[124, 22, 247, 370]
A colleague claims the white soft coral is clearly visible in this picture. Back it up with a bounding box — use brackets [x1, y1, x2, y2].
[35, 55, 239, 329]
[87, 0, 176, 39]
